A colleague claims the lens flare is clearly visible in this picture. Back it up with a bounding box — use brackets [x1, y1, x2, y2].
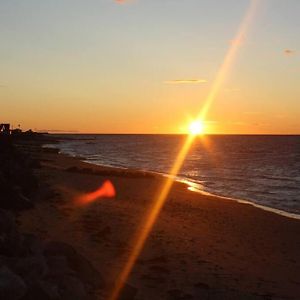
[76, 180, 116, 206]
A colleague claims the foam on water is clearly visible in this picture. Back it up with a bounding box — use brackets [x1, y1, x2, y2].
[178, 178, 300, 220]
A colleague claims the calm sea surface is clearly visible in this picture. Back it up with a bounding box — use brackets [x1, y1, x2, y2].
[48, 135, 300, 215]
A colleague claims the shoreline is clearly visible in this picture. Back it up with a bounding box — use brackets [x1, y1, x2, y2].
[45, 142, 300, 221]
[21, 140, 300, 299]
[183, 180, 300, 220]
[0, 137, 105, 300]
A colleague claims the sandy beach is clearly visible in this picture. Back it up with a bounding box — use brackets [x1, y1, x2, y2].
[17, 142, 300, 300]
[2, 0, 300, 298]
[2, 1, 300, 299]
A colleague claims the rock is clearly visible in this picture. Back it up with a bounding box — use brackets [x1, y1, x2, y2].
[0, 184, 34, 211]
[0, 137, 38, 211]
[0, 140, 101, 299]
[24, 276, 88, 300]
[46, 255, 75, 278]
[27, 158, 41, 169]
[20, 233, 44, 256]
[8, 163, 38, 197]
[23, 280, 60, 300]
[12, 189, 34, 210]
[16, 171, 38, 197]
[58, 275, 87, 300]
[0, 209, 21, 256]
[44, 242, 104, 288]
[10, 255, 48, 283]
[0, 266, 27, 300]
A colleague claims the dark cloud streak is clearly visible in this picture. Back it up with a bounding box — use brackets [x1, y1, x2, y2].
[284, 49, 296, 56]
[164, 79, 207, 84]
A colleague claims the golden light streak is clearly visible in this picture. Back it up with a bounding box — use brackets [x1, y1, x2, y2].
[109, 1, 259, 299]
[109, 134, 195, 300]
[198, 0, 259, 121]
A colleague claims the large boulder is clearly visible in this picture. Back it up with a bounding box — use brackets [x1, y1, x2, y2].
[19, 233, 44, 257]
[13, 170, 38, 198]
[0, 266, 27, 300]
[57, 275, 87, 300]
[24, 276, 88, 300]
[46, 255, 75, 278]
[0, 209, 21, 256]
[0, 177, 34, 211]
[9, 255, 48, 284]
[44, 241, 104, 288]
[23, 280, 60, 300]
[0, 138, 37, 211]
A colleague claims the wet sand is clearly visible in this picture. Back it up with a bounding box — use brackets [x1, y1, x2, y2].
[19, 146, 300, 299]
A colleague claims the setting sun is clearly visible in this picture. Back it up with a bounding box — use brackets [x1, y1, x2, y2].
[1, 2, 299, 300]
[189, 120, 205, 135]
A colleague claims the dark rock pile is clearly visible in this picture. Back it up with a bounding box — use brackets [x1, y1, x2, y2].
[0, 137, 38, 211]
[0, 137, 104, 299]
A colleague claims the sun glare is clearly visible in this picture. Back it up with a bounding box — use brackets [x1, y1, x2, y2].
[189, 120, 204, 135]
[109, 1, 259, 299]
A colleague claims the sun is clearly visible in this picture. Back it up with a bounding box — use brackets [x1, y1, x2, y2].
[189, 120, 205, 135]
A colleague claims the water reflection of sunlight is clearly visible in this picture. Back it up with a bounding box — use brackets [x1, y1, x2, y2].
[109, 1, 260, 299]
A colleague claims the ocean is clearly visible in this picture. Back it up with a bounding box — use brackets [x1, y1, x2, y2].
[47, 134, 300, 216]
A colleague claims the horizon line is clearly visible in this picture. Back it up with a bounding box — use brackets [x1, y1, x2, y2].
[46, 132, 300, 136]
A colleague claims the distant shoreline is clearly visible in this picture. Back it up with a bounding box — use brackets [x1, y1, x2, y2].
[43, 136, 300, 220]
[48, 133, 300, 136]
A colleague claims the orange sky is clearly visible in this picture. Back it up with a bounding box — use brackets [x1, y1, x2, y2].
[1, 0, 299, 134]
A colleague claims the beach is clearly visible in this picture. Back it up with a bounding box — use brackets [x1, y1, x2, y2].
[3, 1, 300, 299]
[17, 140, 300, 299]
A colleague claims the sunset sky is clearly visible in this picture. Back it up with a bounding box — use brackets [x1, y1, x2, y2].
[1, 0, 299, 134]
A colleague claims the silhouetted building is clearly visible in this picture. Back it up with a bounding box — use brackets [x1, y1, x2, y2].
[0, 123, 10, 135]
[11, 128, 22, 136]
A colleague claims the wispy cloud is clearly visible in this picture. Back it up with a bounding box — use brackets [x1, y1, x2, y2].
[114, 0, 133, 4]
[284, 49, 296, 56]
[164, 79, 207, 84]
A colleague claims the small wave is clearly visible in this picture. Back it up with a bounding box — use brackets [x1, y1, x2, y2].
[259, 175, 300, 183]
[49, 134, 300, 216]
[181, 179, 300, 220]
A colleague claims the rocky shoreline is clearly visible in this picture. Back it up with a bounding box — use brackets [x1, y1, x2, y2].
[2, 135, 299, 300]
[0, 137, 104, 300]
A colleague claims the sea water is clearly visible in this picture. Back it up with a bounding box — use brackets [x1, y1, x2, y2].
[47, 134, 300, 215]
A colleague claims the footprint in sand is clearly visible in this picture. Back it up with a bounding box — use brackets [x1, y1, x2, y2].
[140, 254, 170, 285]
[167, 289, 193, 300]
[149, 265, 170, 274]
[89, 226, 111, 243]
